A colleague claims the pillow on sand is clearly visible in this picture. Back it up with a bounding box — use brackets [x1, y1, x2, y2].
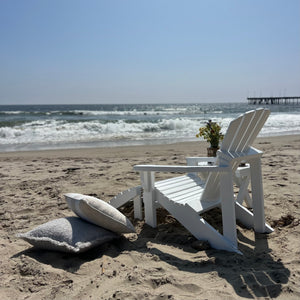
[64, 193, 135, 234]
[16, 217, 118, 253]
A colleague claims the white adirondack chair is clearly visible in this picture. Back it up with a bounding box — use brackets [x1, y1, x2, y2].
[134, 109, 273, 254]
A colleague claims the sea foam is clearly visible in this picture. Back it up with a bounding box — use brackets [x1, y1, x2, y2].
[1, 103, 299, 151]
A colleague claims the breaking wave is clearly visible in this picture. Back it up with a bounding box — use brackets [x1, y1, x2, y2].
[0, 103, 299, 151]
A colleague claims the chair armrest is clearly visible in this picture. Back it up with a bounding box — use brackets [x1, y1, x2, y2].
[133, 164, 229, 173]
[186, 157, 217, 165]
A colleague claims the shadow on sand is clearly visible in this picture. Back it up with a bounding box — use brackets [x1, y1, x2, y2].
[131, 219, 290, 299]
[13, 207, 290, 299]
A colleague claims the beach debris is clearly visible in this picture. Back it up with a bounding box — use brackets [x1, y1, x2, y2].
[62, 167, 80, 174]
[271, 214, 298, 228]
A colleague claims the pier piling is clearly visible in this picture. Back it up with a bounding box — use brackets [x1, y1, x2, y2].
[247, 97, 300, 105]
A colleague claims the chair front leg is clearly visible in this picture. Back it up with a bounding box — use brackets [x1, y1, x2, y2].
[220, 170, 238, 248]
[140, 171, 157, 228]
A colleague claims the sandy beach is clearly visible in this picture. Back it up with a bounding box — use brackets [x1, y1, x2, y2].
[0, 135, 299, 300]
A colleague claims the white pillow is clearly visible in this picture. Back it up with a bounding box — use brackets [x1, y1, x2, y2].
[16, 217, 118, 253]
[64, 193, 135, 234]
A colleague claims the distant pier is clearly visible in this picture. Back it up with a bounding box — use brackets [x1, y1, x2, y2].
[247, 96, 300, 105]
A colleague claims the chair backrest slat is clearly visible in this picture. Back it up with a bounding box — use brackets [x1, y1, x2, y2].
[228, 111, 255, 152]
[242, 109, 270, 152]
[220, 115, 243, 151]
[235, 110, 258, 152]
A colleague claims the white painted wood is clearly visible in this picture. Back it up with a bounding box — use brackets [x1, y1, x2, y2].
[155, 175, 191, 187]
[235, 175, 251, 206]
[186, 157, 217, 165]
[200, 172, 221, 202]
[133, 196, 143, 220]
[144, 190, 157, 227]
[236, 112, 257, 152]
[158, 180, 201, 196]
[176, 193, 202, 204]
[229, 112, 254, 152]
[220, 170, 237, 247]
[187, 198, 220, 213]
[233, 165, 252, 207]
[141, 171, 155, 192]
[108, 186, 143, 220]
[249, 157, 267, 232]
[235, 202, 273, 233]
[140, 171, 157, 228]
[171, 186, 204, 201]
[221, 115, 244, 151]
[109, 186, 142, 208]
[133, 109, 273, 254]
[243, 109, 270, 152]
[157, 193, 241, 253]
[134, 164, 229, 173]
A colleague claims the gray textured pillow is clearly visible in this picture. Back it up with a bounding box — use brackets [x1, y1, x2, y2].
[16, 217, 118, 253]
[64, 193, 135, 234]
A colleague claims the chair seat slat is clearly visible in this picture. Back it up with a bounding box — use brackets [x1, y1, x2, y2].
[157, 180, 201, 195]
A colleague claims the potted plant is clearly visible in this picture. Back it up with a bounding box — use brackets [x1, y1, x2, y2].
[196, 120, 224, 157]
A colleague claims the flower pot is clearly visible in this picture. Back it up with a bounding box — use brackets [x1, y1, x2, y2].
[207, 147, 219, 157]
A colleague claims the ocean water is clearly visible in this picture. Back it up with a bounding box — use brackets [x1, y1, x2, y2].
[1, 103, 300, 152]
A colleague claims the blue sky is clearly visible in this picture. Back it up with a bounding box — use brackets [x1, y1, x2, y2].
[0, 0, 299, 105]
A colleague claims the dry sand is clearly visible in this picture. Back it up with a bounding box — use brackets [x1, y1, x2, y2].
[0, 135, 299, 300]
